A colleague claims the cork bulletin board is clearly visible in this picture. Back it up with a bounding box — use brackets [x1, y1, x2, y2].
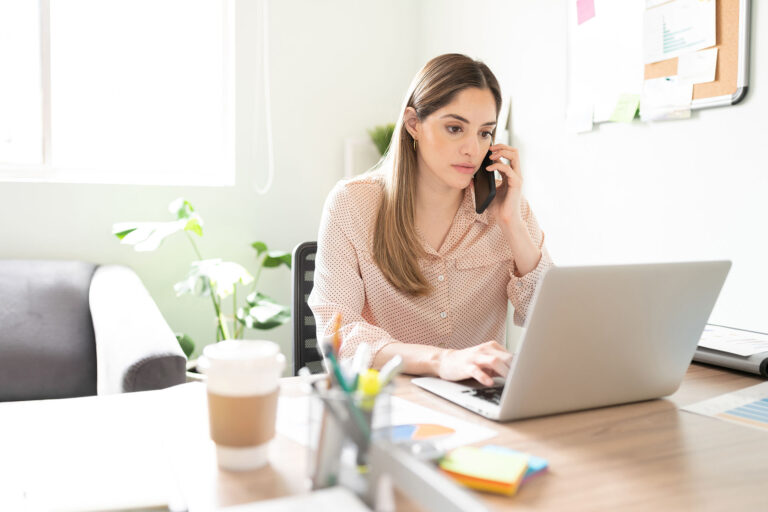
[567, 0, 752, 123]
[644, 0, 751, 108]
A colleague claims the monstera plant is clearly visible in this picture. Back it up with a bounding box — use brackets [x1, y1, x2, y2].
[113, 198, 291, 358]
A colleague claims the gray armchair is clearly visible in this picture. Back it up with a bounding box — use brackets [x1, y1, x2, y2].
[0, 260, 186, 401]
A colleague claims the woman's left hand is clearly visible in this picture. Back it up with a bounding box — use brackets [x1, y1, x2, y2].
[484, 143, 523, 227]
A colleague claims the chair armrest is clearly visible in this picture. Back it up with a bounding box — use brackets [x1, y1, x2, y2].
[89, 265, 186, 394]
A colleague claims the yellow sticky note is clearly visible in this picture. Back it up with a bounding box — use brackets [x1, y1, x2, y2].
[439, 446, 528, 495]
[610, 94, 640, 123]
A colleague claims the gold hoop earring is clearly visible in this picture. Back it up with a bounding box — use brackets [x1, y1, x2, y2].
[413, 139, 417, 151]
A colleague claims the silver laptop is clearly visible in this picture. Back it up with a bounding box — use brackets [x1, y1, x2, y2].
[412, 261, 731, 422]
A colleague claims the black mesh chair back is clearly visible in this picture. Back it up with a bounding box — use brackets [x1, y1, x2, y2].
[291, 241, 324, 375]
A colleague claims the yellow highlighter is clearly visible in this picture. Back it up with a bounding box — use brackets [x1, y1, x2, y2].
[356, 369, 381, 413]
[355, 369, 381, 470]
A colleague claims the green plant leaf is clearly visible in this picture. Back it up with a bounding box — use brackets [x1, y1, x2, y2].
[241, 292, 290, 330]
[175, 333, 195, 358]
[251, 241, 268, 256]
[245, 290, 264, 306]
[246, 309, 290, 330]
[112, 199, 203, 250]
[262, 250, 292, 269]
[367, 123, 395, 156]
[251, 242, 290, 268]
[112, 220, 188, 252]
[169, 198, 195, 220]
[113, 228, 137, 240]
[169, 198, 204, 235]
[184, 217, 203, 237]
[175, 259, 253, 300]
[173, 270, 211, 298]
[249, 301, 284, 322]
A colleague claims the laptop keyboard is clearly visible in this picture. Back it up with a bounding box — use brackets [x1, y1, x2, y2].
[462, 386, 504, 405]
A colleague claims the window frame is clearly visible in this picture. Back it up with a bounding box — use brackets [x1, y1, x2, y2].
[0, 0, 236, 187]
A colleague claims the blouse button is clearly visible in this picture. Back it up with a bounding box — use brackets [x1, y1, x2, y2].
[440, 311, 447, 319]
[437, 275, 445, 282]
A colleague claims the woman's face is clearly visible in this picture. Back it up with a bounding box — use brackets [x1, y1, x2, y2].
[407, 87, 497, 192]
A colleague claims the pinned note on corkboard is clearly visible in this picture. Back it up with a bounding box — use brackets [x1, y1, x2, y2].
[567, 0, 751, 127]
[644, 0, 750, 108]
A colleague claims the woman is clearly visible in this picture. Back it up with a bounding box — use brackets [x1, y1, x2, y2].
[308, 54, 553, 386]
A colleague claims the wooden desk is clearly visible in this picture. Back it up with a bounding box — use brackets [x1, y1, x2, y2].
[2, 364, 766, 511]
[401, 364, 768, 511]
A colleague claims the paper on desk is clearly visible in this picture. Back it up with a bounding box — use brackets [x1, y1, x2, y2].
[682, 381, 768, 433]
[3, 385, 189, 512]
[698, 324, 768, 356]
[640, 75, 692, 121]
[276, 395, 496, 452]
[220, 486, 369, 511]
[643, 0, 715, 64]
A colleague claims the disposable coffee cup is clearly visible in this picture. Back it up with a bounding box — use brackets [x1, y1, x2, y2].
[199, 339, 285, 471]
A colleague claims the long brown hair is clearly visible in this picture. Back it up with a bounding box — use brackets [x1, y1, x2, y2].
[372, 54, 502, 296]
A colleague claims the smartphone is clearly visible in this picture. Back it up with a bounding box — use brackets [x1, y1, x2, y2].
[473, 149, 496, 214]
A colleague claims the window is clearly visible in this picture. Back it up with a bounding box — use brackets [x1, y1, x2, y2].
[0, 0, 234, 186]
[0, 1, 43, 165]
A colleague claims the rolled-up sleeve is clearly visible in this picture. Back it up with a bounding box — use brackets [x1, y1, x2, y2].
[308, 184, 398, 365]
[507, 198, 554, 327]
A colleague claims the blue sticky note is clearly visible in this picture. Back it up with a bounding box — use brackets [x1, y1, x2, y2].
[482, 445, 549, 482]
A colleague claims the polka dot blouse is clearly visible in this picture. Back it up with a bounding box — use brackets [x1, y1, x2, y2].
[308, 173, 554, 365]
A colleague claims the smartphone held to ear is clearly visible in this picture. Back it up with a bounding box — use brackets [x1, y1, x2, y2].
[473, 149, 496, 214]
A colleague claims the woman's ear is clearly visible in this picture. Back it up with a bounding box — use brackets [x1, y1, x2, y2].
[403, 107, 420, 140]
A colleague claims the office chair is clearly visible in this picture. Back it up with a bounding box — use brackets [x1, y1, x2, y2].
[291, 242, 325, 375]
[0, 260, 186, 401]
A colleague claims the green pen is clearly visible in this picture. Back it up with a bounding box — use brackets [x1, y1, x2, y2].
[321, 340, 370, 439]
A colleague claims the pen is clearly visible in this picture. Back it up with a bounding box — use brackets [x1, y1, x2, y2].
[355, 368, 381, 468]
[320, 339, 371, 439]
[321, 340, 351, 393]
[350, 342, 371, 389]
[298, 366, 331, 391]
[313, 404, 345, 489]
[378, 354, 404, 387]
[330, 311, 343, 355]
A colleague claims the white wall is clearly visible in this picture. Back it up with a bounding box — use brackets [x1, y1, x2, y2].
[0, 0, 422, 365]
[4, 1, 764, 370]
[415, 0, 767, 335]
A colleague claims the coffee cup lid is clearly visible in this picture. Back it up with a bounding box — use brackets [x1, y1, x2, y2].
[201, 339, 281, 368]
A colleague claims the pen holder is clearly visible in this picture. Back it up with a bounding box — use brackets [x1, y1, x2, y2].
[307, 382, 393, 493]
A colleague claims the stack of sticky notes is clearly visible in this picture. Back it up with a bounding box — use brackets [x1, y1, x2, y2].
[438, 445, 548, 496]
[482, 445, 549, 484]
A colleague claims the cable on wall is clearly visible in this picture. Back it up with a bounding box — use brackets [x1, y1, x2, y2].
[254, 0, 274, 195]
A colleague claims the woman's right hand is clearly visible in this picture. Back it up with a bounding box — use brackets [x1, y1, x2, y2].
[437, 341, 513, 386]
